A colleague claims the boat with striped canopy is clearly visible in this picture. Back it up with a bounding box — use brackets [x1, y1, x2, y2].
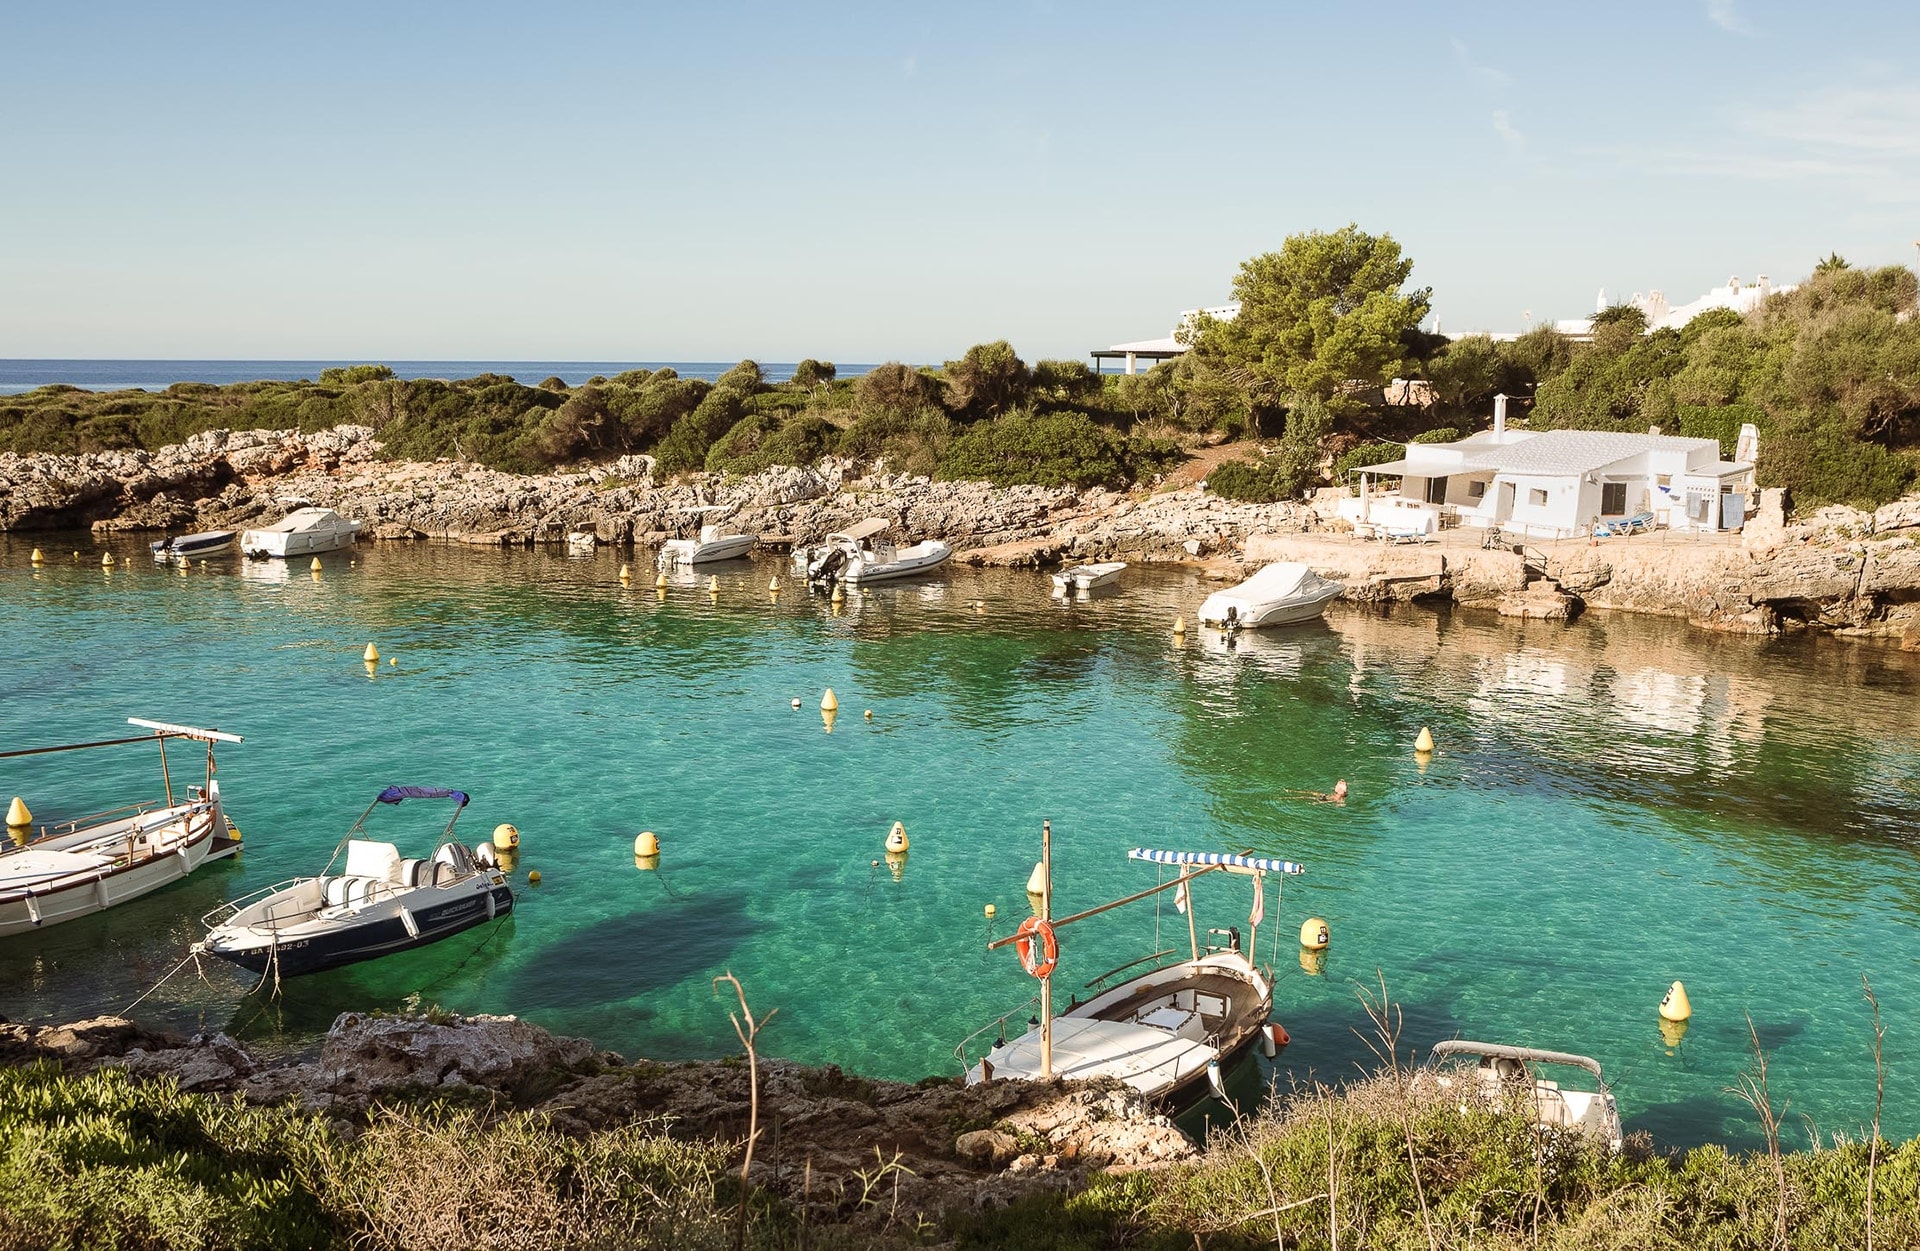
[959, 828, 1304, 1115]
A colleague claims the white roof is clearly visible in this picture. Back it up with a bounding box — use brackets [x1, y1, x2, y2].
[258, 507, 345, 533]
[831, 518, 890, 542]
[1354, 431, 1722, 480]
[983, 1017, 1216, 1094]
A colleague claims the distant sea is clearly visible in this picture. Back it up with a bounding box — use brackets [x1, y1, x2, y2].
[0, 360, 876, 396]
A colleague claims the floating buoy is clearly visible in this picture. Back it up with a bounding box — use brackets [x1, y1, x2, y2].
[199, 560, 207, 569]
[634, 852, 660, 871]
[1260, 1022, 1290, 1056]
[527, 869, 542, 884]
[619, 563, 631, 581]
[1025, 861, 1047, 895]
[178, 563, 189, 575]
[863, 709, 872, 721]
[885, 821, 908, 854]
[1300, 917, 1330, 950]
[1206, 1059, 1227, 1102]
[389, 656, 397, 666]
[654, 570, 668, 589]
[1659, 980, 1692, 1023]
[349, 560, 356, 567]
[1173, 615, 1186, 634]
[708, 574, 719, 592]
[29, 549, 43, 564]
[364, 643, 380, 663]
[769, 576, 781, 592]
[491, 823, 520, 851]
[310, 557, 323, 573]
[984, 903, 996, 918]
[831, 584, 845, 603]
[1659, 1017, 1689, 1050]
[821, 688, 839, 712]
[634, 830, 659, 857]
[1414, 726, 1435, 753]
[5, 797, 30, 827]
[100, 551, 114, 567]
[790, 698, 801, 709]
[821, 707, 837, 732]
[885, 850, 906, 881]
[1299, 947, 1326, 976]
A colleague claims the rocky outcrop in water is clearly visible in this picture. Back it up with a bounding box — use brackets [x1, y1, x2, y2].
[0, 1010, 1195, 1216]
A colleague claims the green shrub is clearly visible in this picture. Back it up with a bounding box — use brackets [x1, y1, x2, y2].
[1410, 426, 1461, 443]
[935, 410, 1131, 488]
[1333, 440, 1406, 478]
[1204, 455, 1296, 502]
[1763, 416, 1916, 507]
[654, 391, 746, 473]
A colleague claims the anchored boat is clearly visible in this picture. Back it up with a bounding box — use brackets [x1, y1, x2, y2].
[658, 506, 756, 566]
[960, 826, 1301, 1115]
[1197, 561, 1343, 630]
[1051, 561, 1127, 595]
[799, 517, 951, 585]
[1, 719, 243, 938]
[1422, 1041, 1624, 1152]
[149, 530, 237, 561]
[240, 507, 363, 559]
[198, 785, 511, 977]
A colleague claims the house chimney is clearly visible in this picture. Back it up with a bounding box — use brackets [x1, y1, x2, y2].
[1493, 393, 1508, 439]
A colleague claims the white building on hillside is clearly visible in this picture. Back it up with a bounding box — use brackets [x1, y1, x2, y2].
[1341, 398, 1756, 539]
[1548, 274, 1796, 340]
[1091, 303, 1240, 375]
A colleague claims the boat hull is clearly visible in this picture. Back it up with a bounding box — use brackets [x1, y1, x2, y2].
[150, 531, 237, 561]
[843, 544, 952, 584]
[206, 884, 513, 976]
[240, 510, 363, 559]
[659, 534, 756, 564]
[1199, 582, 1341, 629]
[0, 804, 223, 938]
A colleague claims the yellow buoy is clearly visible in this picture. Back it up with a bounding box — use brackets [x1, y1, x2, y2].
[634, 852, 660, 871]
[1414, 726, 1435, 753]
[831, 584, 846, 603]
[654, 570, 668, 589]
[30, 549, 44, 564]
[885, 821, 908, 854]
[634, 830, 659, 857]
[1300, 917, 1330, 950]
[1659, 980, 1692, 1023]
[863, 709, 872, 721]
[1299, 946, 1327, 976]
[5, 797, 31, 827]
[389, 656, 397, 666]
[708, 574, 719, 591]
[1025, 861, 1047, 896]
[821, 707, 837, 733]
[885, 850, 906, 881]
[495, 847, 517, 873]
[364, 643, 380, 663]
[101, 551, 114, 567]
[528, 869, 542, 884]
[1173, 615, 1186, 634]
[491, 823, 520, 851]
[310, 557, 323, 573]
[619, 563, 631, 581]
[821, 688, 839, 712]
[984, 903, 996, 918]
[769, 576, 781, 592]
[178, 562, 189, 575]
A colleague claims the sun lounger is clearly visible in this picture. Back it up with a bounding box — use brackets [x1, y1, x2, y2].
[1594, 511, 1654, 538]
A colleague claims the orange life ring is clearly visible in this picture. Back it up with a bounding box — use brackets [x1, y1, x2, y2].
[1015, 916, 1058, 980]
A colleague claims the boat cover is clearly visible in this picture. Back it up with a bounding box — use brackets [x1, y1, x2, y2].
[830, 518, 889, 543]
[376, 786, 470, 807]
[1207, 561, 1317, 609]
[1129, 848, 1305, 874]
[984, 1018, 1215, 1093]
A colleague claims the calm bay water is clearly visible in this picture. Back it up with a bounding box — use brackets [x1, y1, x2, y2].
[0, 360, 877, 395]
[3, 537, 1918, 1150]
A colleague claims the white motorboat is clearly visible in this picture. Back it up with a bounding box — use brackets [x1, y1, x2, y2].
[240, 507, 363, 559]
[1, 719, 243, 938]
[1197, 561, 1343, 630]
[798, 518, 952, 585]
[198, 785, 512, 977]
[658, 506, 755, 566]
[1422, 1041, 1623, 1152]
[959, 834, 1302, 1114]
[1051, 561, 1127, 594]
[149, 530, 237, 561]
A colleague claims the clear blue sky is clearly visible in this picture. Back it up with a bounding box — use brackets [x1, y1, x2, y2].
[2, 1, 1915, 362]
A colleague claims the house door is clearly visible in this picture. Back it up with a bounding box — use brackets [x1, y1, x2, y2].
[1497, 481, 1515, 520]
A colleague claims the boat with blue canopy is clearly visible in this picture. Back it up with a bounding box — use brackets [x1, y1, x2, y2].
[959, 826, 1304, 1115]
[198, 785, 512, 977]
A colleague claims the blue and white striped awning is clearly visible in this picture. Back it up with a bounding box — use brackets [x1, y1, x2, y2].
[1129, 848, 1304, 874]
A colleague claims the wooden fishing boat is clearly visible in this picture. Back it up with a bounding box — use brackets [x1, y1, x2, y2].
[0, 719, 243, 938]
[959, 827, 1302, 1114]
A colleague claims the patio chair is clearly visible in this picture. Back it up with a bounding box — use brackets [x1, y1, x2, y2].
[1384, 526, 1434, 546]
[1594, 511, 1654, 538]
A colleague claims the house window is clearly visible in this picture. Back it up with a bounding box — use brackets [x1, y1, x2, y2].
[1600, 482, 1627, 515]
[1528, 488, 1548, 506]
[1467, 480, 1486, 500]
[1424, 476, 1448, 505]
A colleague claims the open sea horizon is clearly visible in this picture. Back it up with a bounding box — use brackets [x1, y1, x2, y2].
[0, 360, 878, 396]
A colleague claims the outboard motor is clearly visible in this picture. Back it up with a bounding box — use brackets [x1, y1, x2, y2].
[808, 546, 847, 584]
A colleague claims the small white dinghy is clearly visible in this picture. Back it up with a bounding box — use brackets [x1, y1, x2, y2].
[149, 530, 237, 561]
[798, 518, 951, 585]
[241, 507, 363, 559]
[1421, 1041, 1624, 1153]
[658, 506, 755, 566]
[0, 719, 243, 938]
[198, 785, 511, 978]
[1197, 561, 1343, 630]
[1051, 561, 1127, 594]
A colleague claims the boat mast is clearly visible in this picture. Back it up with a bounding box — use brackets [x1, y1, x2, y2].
[1040, 818, 1053, 1081]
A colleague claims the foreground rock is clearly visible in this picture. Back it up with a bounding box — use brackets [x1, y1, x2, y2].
[0, 1011, 1194, 1220]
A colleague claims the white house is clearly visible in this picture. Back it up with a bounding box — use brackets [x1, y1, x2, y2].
[1340, 398, 1756, 539]
[1091, 303, 1240, 375]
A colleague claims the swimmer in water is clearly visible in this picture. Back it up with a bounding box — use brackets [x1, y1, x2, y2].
[1287, 780, 1348, 804]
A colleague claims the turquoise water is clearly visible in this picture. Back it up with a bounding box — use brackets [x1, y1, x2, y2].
[3, 537, 1918, 1150]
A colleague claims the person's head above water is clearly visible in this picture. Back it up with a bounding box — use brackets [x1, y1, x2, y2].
[1332, 779, 1348, 800]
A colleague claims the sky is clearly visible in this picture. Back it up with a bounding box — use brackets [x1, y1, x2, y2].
[2, 1, 1917, 363]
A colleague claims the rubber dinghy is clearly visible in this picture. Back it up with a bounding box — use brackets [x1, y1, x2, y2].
[198, 785, 512, 977]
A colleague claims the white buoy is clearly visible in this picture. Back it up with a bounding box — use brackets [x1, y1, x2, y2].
[821, 688, 839, 712]
[1025, 861, 1047, 895]
[1415, 726, 1435, 753]
[364, 643, 380, 663]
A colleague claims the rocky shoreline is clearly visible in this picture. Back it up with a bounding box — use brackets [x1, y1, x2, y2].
[0, 1009, 1192, 1221]
[7, 424, 1920, 643]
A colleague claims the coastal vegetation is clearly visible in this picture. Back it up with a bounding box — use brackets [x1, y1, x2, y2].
[3, 235, 1917, 508]
[5, 1043, 1915, 1250]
